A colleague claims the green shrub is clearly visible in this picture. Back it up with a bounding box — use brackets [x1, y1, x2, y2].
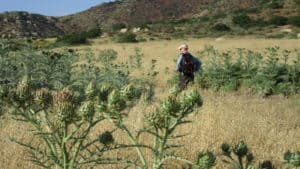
[295, 0, 300, 5]
[84, 28, 102, 38]
[269, 16, 288, 26]
[197, 46, 300, 96]
[252, 18, 267, 27]
[268, 0, 284, 9]
[232, 14, 253, 28]
[56, 28, 102, 45]
[112, 22, 126, 32]
[116, 32, 138, 43]
[212, 12, 227, 20]
[213, 23, 231, 31]
[287, 16, 300, 26]
[57, 33, 87, 45]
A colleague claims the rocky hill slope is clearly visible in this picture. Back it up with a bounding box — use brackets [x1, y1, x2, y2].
[0, 0, 299, 38]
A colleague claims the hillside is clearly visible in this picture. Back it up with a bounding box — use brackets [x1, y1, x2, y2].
[0, 12, 64, 38]
[0, 0, 299, 38]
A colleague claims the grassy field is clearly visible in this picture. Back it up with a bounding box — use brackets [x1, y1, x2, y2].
[1, 38, 300, 169]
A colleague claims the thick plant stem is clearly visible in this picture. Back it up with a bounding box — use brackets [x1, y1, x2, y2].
[238, 156, 243, 169]
[153, 128, 159, 169]
[154, 129, 169, 169]
[122, 125, 148, 168]
[62, 123, 69, 169]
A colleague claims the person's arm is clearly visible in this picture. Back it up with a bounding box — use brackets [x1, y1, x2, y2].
[176, 55, 183, 72]
[193, 57, 201, 71]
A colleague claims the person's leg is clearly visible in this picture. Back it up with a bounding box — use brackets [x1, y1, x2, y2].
[184, 74, 194, 87]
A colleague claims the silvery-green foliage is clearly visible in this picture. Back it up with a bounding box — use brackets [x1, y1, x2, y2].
[0, 39, 76, 91]
[284, 151, 300, 169]
[129, 47, 143, 69]
[2, 79, 145, 169]
[198, 46, 300, 96]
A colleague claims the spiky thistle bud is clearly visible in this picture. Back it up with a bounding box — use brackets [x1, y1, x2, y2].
[16, 75, 31, 101]
[85, 81, 97, 100]
[146, 111, 166, 129]
[233, 141, 248, 157]
[196, 150, 216, 169]
[99, 84, 112, 101]
[161, 96, 180, 116]
[120, 84, 140, 100]
[108, 90, 126, 111]
[79, 101, 95, 122]
[246, 153, 254, 163]
[180, 90, 203, 109]
[99, 131, 114, 146]
[221, 143, 231, 156]
[34, 88, 52, 108]
[53, 88, 75, 123]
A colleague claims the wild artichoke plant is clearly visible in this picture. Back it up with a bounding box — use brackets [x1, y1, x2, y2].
[221, 141, 255, 169]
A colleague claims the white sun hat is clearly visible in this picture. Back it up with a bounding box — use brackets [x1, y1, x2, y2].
[178, 44, 188, 50]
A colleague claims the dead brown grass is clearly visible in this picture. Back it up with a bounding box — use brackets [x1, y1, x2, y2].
[1, 38, 300, 169]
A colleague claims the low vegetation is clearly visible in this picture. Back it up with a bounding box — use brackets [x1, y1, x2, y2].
[0, 39, 299, 168]
[196, 46, 300, 96]
[56, 28, 102, 45]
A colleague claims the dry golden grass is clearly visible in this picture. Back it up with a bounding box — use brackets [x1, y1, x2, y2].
[1, 38, 300, 169]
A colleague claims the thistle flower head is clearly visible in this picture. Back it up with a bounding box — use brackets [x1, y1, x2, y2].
[246, 153, 254, 163]
[16, 75, 31, 101]
[34, 88, 52, 107]
[54, 88, 74, 104]
[196, 150, 216, 169]
[79, 101, 95, 121]
[85, 81, 97, 99]
[99, 84, 113, 101]
[99, 131, 114, 146]
[233, 141, 248, 157]
[161, 96, 180, 116]
[180, 89, 203, 108]
[221, 143, 231, 155]
[108, 90, 126, 111]
[120, 84, 140, 100]
[53, 88, 75, 124]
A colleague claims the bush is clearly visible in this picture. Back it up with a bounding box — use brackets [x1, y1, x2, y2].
[56, 28, 102, 45]
[268, 0, 284, 9]
[232, 14, 253, 28]
[116, 32, 138, 43]
[84, 28, 102, 38]
[112, 22, 126, 32]
[295, 0, 300, 5]
[288, 16, 300, 26]
[213, 23, 231, 31]
[212, 12, 227, 20]
[269, 15, 288, 26]
[57, 33, 87, 45]
[252, 17, 267, 27]
[197, 46, 300, 96]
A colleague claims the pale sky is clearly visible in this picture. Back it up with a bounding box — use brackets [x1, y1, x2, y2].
[0, 0, 114, 16]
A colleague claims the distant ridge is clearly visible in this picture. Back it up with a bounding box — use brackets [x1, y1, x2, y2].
[0, 0, 299, 38]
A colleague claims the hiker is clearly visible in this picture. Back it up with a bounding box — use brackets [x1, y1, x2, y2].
[176, 44, 201, 89]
